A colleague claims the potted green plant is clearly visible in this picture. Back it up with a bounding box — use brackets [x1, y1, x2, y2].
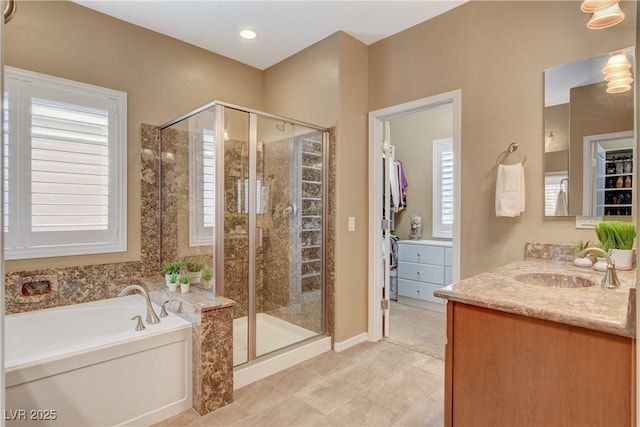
[161, 260, 182, 286]
[167, 272, 179, 292]
[225, 212, 247, 233]
[180, 273, 191, 293]
[595, 221, 636, 270]
[573, 239, 593, 268]
[201, 266, 213, 291]
[185, 257, 204, 284]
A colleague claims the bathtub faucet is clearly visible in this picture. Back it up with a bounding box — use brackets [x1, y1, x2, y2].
[118, 284, 161, 324]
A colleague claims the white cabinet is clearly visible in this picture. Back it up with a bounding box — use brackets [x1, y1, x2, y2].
[397, 240, 452, 305]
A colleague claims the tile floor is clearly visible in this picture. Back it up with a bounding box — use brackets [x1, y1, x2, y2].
[154, 340, 444, 426]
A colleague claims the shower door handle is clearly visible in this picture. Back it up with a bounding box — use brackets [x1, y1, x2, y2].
[283, 204, 297, 216]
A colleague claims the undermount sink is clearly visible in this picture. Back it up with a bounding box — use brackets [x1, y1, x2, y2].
[514, 272, 597, 288]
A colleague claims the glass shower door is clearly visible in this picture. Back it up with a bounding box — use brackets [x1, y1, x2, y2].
[254, 116, 324, 358]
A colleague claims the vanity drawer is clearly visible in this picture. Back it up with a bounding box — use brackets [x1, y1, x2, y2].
[397, 279, 444, 304]
[398, 261, 444, 284]
[398, 244, 444, 265]
[445, 247, 453, 267]
[445, 266, 453, 285]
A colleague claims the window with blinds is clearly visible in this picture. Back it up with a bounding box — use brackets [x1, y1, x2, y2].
[189, 129, 215, 246]
[433, 138, 454, 238]
[4, 67, 127, 259]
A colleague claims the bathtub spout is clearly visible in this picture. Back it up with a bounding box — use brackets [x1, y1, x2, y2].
[118, 285, 161, 324]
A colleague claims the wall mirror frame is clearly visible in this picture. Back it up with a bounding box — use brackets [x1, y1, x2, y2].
[544, 46, 636, 218]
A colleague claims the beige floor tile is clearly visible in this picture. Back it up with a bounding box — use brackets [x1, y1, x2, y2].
[392, 387, 444, 427]
[295, 365, 385, 415]
[234, 396, 326, 426]
[151, 409, 201, 427]
[195, 402, 252, 426]
[314, 397, 396, 427]
[301, 350, 352, 377]
[360, 343, 424, 378]
[412, 355, 445, 378]
[366, 366, 442, 421]
[234, 365, 322, 414]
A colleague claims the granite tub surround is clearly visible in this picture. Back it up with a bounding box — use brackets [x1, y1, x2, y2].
[142, 277, 235, 415]
[5, 261, 142, 314]
[434, 259, 636, 338]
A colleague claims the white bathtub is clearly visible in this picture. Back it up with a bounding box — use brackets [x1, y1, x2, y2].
[5, 295, 192, 427]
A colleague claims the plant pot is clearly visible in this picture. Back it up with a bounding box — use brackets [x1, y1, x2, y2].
[167, 282, 178, 292]
[165, 273, 181, 286]
[180, 283, 190, 293]
[189, 270, 202, 285]
[593, 257, 608, 272]
[200, 279, 213, 291]
[610, 249, 634, 271]
[573, 256, 593, 268]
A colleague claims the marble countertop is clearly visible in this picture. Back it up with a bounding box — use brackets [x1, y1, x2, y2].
[434, 259, 636, 338]
[141, 277, 235, 315]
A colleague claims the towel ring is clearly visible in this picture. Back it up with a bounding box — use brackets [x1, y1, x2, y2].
[496, 142, 527, 166]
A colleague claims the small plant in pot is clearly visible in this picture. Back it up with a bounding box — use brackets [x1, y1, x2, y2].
[162, 260, 182, 287]
[595, 221, 637, 271]
[201, 266, 213, 291]
[185, 257, 204, 284]
[180, 273, 191, 293]
[167, 272, 179, 292]
[573, 239, 593, 268]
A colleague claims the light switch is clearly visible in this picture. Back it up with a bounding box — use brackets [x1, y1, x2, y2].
[348, 216, 356, 231]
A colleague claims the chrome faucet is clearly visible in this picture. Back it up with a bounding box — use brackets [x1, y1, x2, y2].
[118, 284, 161, 324]
[576, 247, 620, 289]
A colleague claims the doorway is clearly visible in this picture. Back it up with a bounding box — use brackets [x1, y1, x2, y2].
[368, 90, 461, 350]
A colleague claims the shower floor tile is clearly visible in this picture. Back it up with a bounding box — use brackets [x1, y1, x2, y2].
[153, 340, 444, 427]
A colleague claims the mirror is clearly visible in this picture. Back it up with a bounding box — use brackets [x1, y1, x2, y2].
[544, 47, 635, 217]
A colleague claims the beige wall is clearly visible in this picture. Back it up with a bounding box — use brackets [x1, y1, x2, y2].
[264, 32, 369, 342]
[544, 103, 569, 174]
[391, 105, 453, 240]
[369, 0, 636, 278]
[4, 0, 263, 271]
[568, 81, 634, 215]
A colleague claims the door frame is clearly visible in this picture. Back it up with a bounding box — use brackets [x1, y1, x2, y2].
[367, 90, 462, 342]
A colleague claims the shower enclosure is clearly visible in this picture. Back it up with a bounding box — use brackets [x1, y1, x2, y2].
[159, 102, 327, 367]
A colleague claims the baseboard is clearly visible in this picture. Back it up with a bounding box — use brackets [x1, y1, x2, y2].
[397, 296, 446, 313]
[333, 332, 369, 352]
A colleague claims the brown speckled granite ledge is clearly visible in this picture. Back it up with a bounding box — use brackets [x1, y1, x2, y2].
[434, 259, 636, 338]
[141, 277, 235, 415]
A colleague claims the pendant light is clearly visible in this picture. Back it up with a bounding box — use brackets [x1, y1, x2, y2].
[581, 0, 625, 29]
[602, 50, 633, 94]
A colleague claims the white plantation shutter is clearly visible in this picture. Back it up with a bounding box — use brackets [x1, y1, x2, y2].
[4, 67, 127, 259]
[433, 138, 454, 238]
[189, 128, 215, 246]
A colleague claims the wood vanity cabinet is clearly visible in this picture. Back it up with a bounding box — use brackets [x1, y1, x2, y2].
[444, 302, 636, 426]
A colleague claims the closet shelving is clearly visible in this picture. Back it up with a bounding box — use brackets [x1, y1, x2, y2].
[299, 136, 323, 292]
[597, 148, 633, 216]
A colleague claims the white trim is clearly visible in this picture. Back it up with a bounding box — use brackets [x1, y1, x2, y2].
[368, 90, 462, 343]
[233, 336, 330, 389]
[432, 137, 453, 238]
[333, 332, 369, 352]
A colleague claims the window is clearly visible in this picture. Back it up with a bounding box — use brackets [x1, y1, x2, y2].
[189, 128, 215, 246]
[4, 67, 127, 259]
[544, 172, 568, 216]
[433, 138, 453, 238]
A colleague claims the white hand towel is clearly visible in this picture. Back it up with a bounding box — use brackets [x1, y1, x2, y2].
[554, 189, 568, 216]
[495, 163, 525, 217]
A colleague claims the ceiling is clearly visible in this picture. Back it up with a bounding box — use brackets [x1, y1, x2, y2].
[73, 1, 467, 70]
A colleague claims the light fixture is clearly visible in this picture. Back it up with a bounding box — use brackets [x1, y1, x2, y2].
[546, 131, 556, 147]
[602, 50, 633, 94]
[239, 30, 258, 40]
[580, 0, 617, 13]
[587, 2, 625, 29]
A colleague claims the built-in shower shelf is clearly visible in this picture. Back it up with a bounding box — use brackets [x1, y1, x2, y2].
[302, 228, 322, 232]
[302, 197, 322, 201]
[302, 180, 321, 185]
[301, 272, 321, 279]
[302, 215, 321, 218]
[302, 151, 322, 157]
[302, 245, 321, 249]
[302, 258, 321, 264]
[302, 165, 322, 171]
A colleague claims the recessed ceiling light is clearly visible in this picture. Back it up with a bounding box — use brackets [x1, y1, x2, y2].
[240, 30, 258, 40]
